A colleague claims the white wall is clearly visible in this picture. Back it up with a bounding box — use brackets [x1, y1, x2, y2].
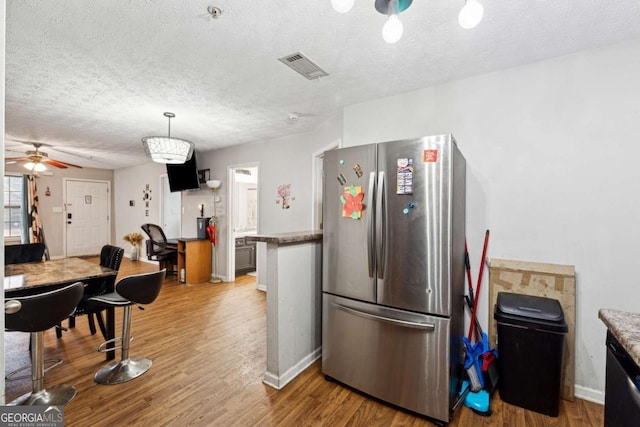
[5, 164, 114, 258]
[197, 118, 341, 280]
[113, 161, 166, 258]
[342, 37, 640, 398]
[113, 113, 342, 278]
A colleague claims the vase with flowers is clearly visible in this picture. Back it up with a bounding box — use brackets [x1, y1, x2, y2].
[123, 232, 144, 261]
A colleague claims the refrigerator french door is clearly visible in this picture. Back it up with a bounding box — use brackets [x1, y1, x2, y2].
[322, 134, 466, 423]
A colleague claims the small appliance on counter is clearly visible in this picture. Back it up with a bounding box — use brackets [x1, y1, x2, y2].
[197, 217, 211, 240]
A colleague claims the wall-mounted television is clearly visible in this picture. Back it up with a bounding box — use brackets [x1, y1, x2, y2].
[166, 152, 201, 192]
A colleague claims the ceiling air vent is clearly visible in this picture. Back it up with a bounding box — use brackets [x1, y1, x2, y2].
[278, 52, 329, 80]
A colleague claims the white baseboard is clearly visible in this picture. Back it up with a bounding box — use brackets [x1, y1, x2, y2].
[574, 385, 605, 405]
[262, 347, 322, 390]
[256, 283, 267, 292]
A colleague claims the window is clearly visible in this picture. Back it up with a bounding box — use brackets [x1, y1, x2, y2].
[4, 175, 26, 242]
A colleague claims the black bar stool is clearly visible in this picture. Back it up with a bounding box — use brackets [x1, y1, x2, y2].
[88, 269, 166, 384]
[4, 282, 84, 406]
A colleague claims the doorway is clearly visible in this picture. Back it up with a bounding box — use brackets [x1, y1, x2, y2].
[227, 163, 259, 282]
[160, 174, 181, 239]
[64, 179, 110, 256]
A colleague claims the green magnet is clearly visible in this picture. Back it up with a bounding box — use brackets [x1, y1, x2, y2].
[339, 159, 345, 165]
[403, 208, 409, 214]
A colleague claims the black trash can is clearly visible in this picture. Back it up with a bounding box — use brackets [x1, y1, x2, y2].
[494, 292, 568, 417]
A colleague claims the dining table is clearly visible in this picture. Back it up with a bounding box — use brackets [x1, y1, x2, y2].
[4, 257, 119, 360]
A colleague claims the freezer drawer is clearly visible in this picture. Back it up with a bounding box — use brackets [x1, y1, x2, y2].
[322, 294, 455, 423]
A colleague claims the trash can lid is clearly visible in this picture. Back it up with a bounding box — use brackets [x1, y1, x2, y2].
[494, 292, 568, 333]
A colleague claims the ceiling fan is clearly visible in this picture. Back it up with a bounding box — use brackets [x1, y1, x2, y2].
[5, 143, 83, 171]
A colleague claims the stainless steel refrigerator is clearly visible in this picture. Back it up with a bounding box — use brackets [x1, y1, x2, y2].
[322, 134, 466, 423]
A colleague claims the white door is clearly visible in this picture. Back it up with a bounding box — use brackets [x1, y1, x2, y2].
[65, 179, 110, 256]
[160, 175, 181, 239]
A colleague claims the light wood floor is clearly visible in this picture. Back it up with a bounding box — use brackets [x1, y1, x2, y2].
[5, 258, 604, 426]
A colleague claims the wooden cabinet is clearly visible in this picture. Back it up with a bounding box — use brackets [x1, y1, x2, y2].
[235, 237, 256, 275]
[177, 238, 211, 283]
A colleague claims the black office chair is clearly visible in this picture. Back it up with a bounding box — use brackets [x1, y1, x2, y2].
[5, 282, 84, 406]
[56, 245, 124, 339]
[141, 223, 177, 273]
[4, 243, 46, 265]
[89, 269, 166, 385]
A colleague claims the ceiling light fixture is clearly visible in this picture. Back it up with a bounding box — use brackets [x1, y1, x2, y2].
[332, 0, 484, 42]
[142, 112, 195, 164]
[331, 0, 413, 44]
[24, 161, 47, 172]
[331, 0, 355, 14]
[458, 0, 484, 29]
[380, 0, 406, 44]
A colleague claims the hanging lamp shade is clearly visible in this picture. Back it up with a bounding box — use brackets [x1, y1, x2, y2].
[142, 112, 195, 164]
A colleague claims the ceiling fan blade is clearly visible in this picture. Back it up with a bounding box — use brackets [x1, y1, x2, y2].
[44, 159, 82, 169]
[5, 157, 29, 161]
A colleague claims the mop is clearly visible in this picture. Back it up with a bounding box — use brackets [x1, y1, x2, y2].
[460, 231, 493, 416]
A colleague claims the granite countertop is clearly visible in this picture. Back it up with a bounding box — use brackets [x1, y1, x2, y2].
[599, 308, 640, 367]
[4, 257, 117, 293]
[245, 230, 322, 245]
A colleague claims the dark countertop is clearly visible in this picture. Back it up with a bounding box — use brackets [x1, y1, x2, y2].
[245, 230, 322, 245]
[599, 308, 640, 367]
[4, 257, 117, 293]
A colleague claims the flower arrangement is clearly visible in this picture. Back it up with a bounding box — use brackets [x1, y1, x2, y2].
[123, 232, 144, 261]
[123, 232, 144, 246]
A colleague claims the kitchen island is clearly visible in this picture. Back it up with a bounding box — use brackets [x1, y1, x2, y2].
[599, 309, 640, 426]
[246, 230, 322, 389]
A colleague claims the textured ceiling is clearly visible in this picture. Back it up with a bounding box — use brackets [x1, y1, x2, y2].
[5, 0, 640, 169]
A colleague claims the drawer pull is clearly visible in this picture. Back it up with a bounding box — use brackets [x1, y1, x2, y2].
[332, 302, 435, 331]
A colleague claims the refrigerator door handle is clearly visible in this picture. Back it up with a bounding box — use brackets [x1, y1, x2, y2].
[367, 171, 376, 278]
[331, 302, 435, 331]
[376, 171, 386, 279]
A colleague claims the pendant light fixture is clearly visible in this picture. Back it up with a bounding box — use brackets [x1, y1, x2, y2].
[377, 0, 412, 44]
[331, 0, 484, 42]
[331, 0, 413, 44]
[380, 0, 406, 44]
[458, 0, 484, 30]
[331, 0, 355, 14]
[142, 112, 195, 164]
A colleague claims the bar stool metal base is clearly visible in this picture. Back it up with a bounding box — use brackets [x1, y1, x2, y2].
[94, 357, 152, 385]
[7, 385, 77, 406]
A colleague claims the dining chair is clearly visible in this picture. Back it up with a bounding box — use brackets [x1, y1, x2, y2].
[4, 243, 46, 264]
[56, 245, 124, 339]
[89, 269, 166, 384]
[141, 223, 177, 273]
[5, 282, 84, 406]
